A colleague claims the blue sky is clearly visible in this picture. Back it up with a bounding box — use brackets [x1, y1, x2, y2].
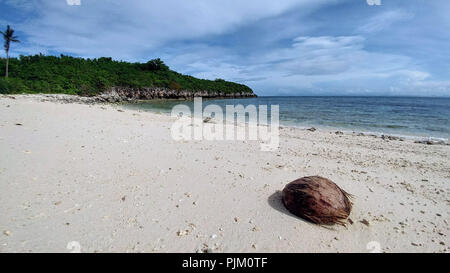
[1, 0, 449, 97]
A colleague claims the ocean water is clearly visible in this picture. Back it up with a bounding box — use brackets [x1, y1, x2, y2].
[123, 96, 450, 140]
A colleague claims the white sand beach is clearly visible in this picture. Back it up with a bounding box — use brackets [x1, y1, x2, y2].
[0, 95, 448, 253]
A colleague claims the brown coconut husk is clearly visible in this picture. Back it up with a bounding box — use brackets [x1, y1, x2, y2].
[282, 176, 353, 226]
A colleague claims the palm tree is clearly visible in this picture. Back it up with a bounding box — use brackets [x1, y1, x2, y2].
[1, 25, 20, 78]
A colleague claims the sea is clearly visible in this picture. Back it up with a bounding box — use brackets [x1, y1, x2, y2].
[123, 96, 450, 141]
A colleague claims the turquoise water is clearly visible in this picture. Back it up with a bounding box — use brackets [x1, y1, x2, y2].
[123, 96, 450, 140]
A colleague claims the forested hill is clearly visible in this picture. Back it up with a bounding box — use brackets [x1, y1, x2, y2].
[0, 55, 256, 97]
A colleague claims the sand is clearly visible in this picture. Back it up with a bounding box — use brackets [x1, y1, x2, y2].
[0, 94, 448, 253]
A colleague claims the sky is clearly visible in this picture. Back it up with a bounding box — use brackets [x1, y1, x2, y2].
[0, 0, 449, 97]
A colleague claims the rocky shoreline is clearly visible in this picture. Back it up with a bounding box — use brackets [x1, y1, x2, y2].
[97, 87, 257, 103]
[109, 87, 257, 101]
[2, 87, 257, 104]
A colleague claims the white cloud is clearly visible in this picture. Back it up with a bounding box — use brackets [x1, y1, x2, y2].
[166, 35, 440, 96]
[9, 0, 327, 59]
[357, 9, 414, 33]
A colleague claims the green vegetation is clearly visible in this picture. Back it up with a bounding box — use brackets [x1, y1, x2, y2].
[0, 54, 254, 96]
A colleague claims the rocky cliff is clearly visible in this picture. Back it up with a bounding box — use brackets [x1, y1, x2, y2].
[99, 86, 257, 102]
[21, 87, 257, 104]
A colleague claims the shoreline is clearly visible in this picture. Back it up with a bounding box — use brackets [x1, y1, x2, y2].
[3, 93, 449, 145]
[119, 100, 449, 145]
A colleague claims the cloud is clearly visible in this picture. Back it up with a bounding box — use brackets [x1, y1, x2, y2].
[164, 35, 442, 96]
[6, 0, 324, 59]
[356, 9, 414, 33]
[3, 0, 39, 11]
[272, 36, 366, 76]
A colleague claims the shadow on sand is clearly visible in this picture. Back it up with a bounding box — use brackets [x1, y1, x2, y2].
[268, 191, 306, 222]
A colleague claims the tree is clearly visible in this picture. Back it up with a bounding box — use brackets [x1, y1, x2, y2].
[145, 58, 169, 71]
[1, 25, 20, 78]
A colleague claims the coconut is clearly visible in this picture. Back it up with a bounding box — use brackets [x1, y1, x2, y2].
[282, 176, 352, 226]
